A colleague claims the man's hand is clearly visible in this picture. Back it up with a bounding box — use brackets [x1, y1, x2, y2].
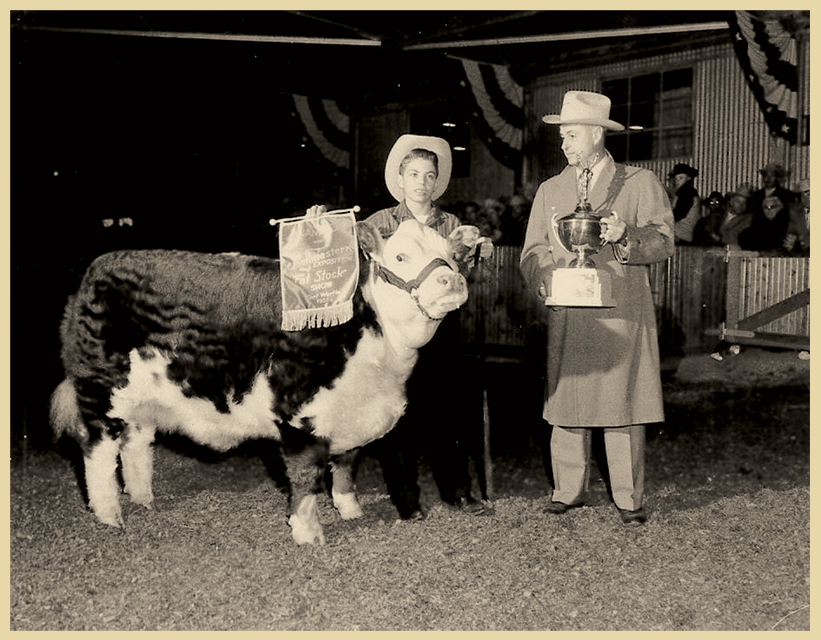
[600, 210, 627, 244]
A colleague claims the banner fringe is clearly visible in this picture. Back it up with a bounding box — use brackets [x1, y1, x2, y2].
[282, 300, 354, 332]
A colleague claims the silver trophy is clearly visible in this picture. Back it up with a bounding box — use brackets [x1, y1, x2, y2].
[544, 166, 615, 307]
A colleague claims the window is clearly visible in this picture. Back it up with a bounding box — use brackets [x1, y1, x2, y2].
[602, 68, 693, 162]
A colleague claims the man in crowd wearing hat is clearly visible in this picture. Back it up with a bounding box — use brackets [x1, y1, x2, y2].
[692, 191, 727, 247]
[668, 163, 702, 244]
[739, 162, 796, 252]
[720, 183, 755, 247]
[520, 90, 674, 525]
[365, 134, 490, 520]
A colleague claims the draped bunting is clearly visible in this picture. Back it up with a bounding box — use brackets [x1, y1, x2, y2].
[292, 95, 351, 169]
[459, 58, 524, 171]
[728, 10, 799, 144]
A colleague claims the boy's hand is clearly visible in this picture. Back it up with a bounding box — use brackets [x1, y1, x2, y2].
[305, 204, 327, 218]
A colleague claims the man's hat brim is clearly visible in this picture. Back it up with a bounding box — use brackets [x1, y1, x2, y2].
[542, 114, 625, 131]
[384, 134, 452, 203]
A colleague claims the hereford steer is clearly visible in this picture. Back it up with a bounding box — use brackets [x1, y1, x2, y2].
[50, 219, 481, 545]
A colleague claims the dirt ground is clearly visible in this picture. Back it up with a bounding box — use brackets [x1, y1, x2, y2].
[666, 346, 810, 390]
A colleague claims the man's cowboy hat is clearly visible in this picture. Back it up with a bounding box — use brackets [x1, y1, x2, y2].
[542, 91, 625, 131]
[669, 163, 699, 179]
[384, 134, 452, 203]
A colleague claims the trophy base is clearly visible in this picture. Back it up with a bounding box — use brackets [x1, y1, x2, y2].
[544, 267, 616, 307]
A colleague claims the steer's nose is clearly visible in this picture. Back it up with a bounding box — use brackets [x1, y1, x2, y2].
[438, 270, 466, 291]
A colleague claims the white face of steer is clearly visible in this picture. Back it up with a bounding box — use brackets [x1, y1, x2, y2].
[362, 219, 478, 352]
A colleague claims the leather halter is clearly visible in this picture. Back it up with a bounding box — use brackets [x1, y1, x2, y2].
[372, 257, 454, 321]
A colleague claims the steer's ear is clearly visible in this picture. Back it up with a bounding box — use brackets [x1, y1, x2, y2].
[447, 225, 481, 262]
[356, 221, 384, 259]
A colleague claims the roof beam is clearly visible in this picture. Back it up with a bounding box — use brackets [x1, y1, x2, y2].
[399, 10, 543, 47]
[13, 25, 383, 46]
[403, 21, 730, 50]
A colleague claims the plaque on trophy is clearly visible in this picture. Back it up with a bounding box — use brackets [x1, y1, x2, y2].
[543, 166, 616, 307]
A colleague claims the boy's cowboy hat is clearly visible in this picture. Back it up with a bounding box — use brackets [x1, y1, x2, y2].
[542, 91, 625, 131]
[384, 134, 452, 203]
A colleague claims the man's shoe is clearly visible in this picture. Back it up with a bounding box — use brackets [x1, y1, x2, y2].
[618, 507, 647, 524]
[543, 501, 582, 515]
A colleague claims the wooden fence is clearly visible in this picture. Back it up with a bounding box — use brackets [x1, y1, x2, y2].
[461, 245, 810, 357]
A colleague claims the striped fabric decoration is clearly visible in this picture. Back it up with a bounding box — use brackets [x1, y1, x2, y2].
[292, 95, 351, 169]
[728, 10, 799, 144]
[460, 58, 524, 170]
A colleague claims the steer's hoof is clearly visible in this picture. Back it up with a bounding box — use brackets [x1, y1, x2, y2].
[93, 506, 124, 528]
[332, 491, 365, 520]
[288, 514, 326, 546]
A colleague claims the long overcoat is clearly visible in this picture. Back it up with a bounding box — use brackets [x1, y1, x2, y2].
[520, 156, 675, 427]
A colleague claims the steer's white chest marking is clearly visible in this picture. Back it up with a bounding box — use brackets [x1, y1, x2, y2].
[297, 328, 411, 454]
[108, 348, 280, 451]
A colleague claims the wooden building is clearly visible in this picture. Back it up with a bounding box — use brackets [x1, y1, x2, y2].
[356, 19, 810, 210]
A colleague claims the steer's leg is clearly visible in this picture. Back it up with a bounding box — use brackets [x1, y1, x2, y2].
[330, 449, 364, 520]
[120, 424, 157, 510]
[84, 429, 124, 527]
[280, 423, 329, 545]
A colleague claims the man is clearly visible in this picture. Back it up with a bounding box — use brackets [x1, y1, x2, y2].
[668, 163, 702, 244]
[739, 163, 795, 252]
[520, 91, 674, 525]
[784, 178, 810, 254]
[719, 183, 755, 247]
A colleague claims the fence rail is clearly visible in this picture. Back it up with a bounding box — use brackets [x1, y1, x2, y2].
[461, 245, 810, 356]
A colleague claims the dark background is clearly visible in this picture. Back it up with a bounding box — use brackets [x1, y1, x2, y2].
[9, 9, 739, 445]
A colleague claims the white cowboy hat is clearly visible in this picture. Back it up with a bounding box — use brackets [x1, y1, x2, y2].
[542, 91, 625, 131]
[384, 134, 452, 203]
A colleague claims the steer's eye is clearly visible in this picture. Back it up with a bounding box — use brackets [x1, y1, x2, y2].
[395, 253, 408, 263]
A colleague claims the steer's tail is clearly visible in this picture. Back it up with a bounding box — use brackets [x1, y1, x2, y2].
[50, 378, 87, 444]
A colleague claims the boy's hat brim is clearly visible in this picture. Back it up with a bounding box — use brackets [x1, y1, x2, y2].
[384, 134, 452, 203]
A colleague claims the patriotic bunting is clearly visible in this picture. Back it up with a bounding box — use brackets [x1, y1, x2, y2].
[728, 10, 799, 144]
[460, 58, 524, 170]
[292, 95, 351, 169]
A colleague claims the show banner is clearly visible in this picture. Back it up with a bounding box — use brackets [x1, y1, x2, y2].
[278, 211, 360, 331]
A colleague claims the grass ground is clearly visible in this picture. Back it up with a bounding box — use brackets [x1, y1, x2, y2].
[8, 348, 811, 631]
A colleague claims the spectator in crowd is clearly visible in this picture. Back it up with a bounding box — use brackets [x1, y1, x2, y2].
[461, 201, 480, 226]
[739, 163, 795, 252]
[520, 90, 674, 525]
[668, 163, 702, 244]
[692, 191, 726, 246]
[783, 177, 810, 254]
[475, 198, 505, 244]
[719, 183, 755, 248]
[498, 193, 530, 246]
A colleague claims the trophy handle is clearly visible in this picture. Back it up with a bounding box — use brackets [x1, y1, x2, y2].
[598, 216, 610, 248]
